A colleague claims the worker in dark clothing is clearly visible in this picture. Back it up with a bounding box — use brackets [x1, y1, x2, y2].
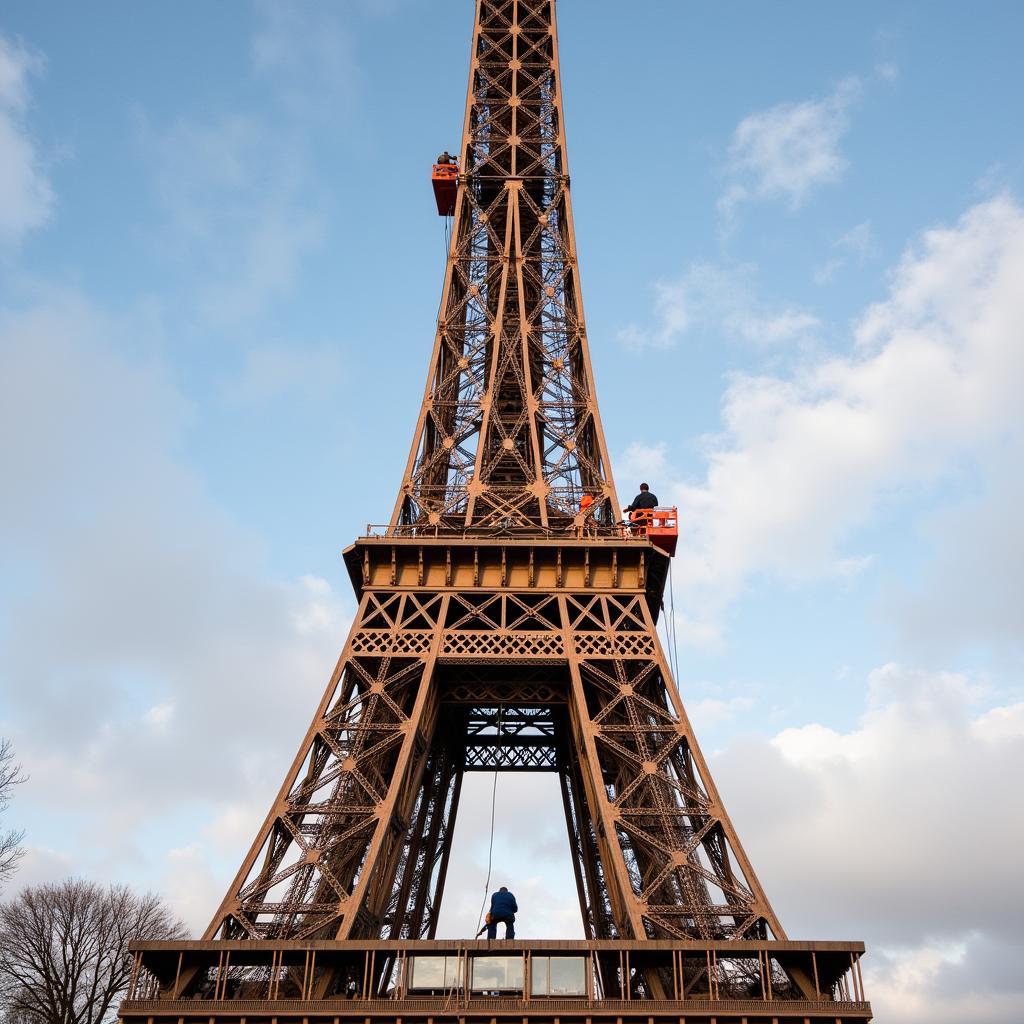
[437, 150, 455, 165]
[624, 483, 659, 515]
[486, 886, 518, 940]
[624, 482, 659, 533]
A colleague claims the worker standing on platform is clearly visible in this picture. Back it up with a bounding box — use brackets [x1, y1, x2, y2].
[624, 483, 658, 515]
[624, 482, 659, 533]
[486, 886, 518, 940]
[437, 149, 455, 165]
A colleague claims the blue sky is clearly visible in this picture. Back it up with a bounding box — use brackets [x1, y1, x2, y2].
[1, 3, 1023, 1022]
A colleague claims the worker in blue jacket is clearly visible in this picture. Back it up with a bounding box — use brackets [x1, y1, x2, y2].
[486, 886, 518, 939]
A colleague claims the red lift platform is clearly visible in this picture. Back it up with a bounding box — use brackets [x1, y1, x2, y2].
[432, 161, 458, 216]
[627, 507, 679, 557]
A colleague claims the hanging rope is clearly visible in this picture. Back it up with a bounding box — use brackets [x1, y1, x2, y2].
[668, 565, 681, 682]
[660, 570, 681, 684]
[435, 213, 453, 326]
[475, 706, 502, 937]
[659, 598, 675, 679]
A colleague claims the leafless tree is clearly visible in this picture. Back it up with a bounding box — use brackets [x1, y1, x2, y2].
[0, 879, 188, 1024]
[0, 740, 24, 888]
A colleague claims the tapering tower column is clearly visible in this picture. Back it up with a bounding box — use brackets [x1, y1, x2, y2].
[394, 0, 619, 532]
[120, 3, 871, 1020]
[199, 0, 783, 951]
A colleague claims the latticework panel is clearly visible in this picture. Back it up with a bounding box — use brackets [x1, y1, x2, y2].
[206, 591, 450, 942]
[563, 592, 782, 941]
[393, 0, 618, 533]
[442, 629, 564, 659]
[207, 584, 782, 949]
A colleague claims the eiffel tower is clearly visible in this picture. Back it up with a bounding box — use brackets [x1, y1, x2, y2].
[122, 2, 871, 1021]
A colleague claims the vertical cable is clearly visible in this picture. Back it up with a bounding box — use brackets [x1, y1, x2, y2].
[475, 706, 502, 936]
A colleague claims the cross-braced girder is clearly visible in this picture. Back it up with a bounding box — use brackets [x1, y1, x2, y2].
[205, 575, 783, 953]
[124, 3, 870, 1020]
[393, 0, 618, 535]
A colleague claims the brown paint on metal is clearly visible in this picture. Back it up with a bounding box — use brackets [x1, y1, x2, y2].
[122, 2, 868, 1022]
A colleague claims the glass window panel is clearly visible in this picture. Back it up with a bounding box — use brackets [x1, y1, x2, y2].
[471, 956, 524, 992]
[443, 959, 464, 989]
[548, 958, 586, 996]
[410, 957, 463, 990]
[531, 956, 550, 996]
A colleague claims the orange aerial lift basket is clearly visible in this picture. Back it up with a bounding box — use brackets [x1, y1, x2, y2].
[628, 507, 679, 557]
[432, 161, 458, 216]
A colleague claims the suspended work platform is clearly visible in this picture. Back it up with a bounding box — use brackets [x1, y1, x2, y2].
[124, 937, 871, 1024]
[626, 507, 680, 557]
[432, 161, 458, 216]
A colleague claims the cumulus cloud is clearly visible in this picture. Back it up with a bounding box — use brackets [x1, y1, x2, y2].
[0, 291, 350, 895]
[719, 77, 861, 220]
[619, 262, 820, 350]
[0, 32, 53, 250]
[657, 196, 1024, 644]
[885, 462, 1024, 660]
[712, 663, 1024, 1022]
[423, 663, 1024, 1022]
[688, 695, 755, 731]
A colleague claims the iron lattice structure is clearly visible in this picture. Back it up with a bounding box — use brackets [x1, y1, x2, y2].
[207, 585, 781, 945]
[393, 0, 617, 533]
[121, 3, 870, 1022]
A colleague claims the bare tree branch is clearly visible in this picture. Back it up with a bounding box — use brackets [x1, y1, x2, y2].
[0, 740, 25, 889]
[0, 878, 188, 1024]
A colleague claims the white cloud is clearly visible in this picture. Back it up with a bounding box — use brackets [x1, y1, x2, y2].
[688, 695, 754, 730]
[615, 442, 671, 497]
[885, 464, 1024, 658]
[5, 846, 73, 894]
[0, 290, 351, 899]
[0, 32, 54, 250]
[161, 844, 223, 935]
[712, 663, 1024, 1022]
[657, 196, 1024, 644]
[730, 307, 820, 344]
[720, 77, 861, 220]
[620, 262, 819, 350]
[143, 703, 175, 730]
[972, 703, 1024, 743]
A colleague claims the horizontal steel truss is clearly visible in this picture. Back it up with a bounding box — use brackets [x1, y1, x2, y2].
[393, 0, 619, 533]
[345, 536, 669, 609]
[123, 939, 871, 1024]
[205, 580, 784, 953]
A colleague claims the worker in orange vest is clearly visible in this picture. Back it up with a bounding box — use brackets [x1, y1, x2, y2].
[577, 493, 596, 536]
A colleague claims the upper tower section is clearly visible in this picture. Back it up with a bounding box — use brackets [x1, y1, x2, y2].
[392, 0, 619, 536]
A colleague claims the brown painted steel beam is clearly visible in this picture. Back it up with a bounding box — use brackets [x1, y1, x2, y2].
[123, 3, 869, 1022]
